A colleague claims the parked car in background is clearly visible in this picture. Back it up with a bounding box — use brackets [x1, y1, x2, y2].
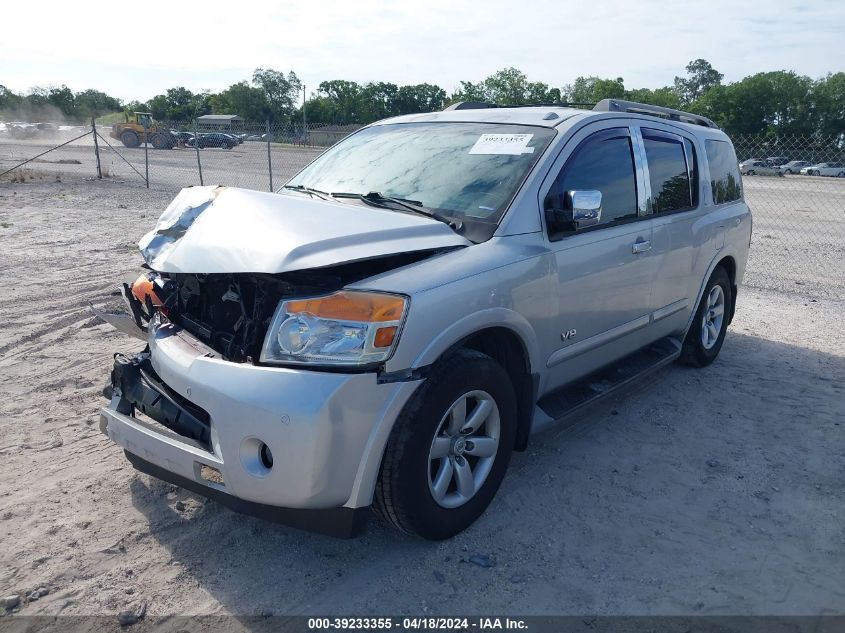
[739, 160, 782, 176]
[765, 156, 789, 167]
[187, 133, 237, 149]
[778, 160, 810, 174]
[800, 162, 845, 177]
[171, 130, 195, 145]
[96, 99, 751, 539]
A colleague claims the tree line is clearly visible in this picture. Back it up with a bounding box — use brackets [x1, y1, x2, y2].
[1, 60, 843, 137]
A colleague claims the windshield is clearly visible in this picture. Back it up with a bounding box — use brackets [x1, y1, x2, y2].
[284, 122, 555, 226]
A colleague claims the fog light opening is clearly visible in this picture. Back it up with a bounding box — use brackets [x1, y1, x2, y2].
[259, 442, 274, 469]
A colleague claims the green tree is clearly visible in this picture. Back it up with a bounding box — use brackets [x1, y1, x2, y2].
[47, 85, 76, 117]
[359, 82, 399, 121]
[252, 68, 302, 121]
[210, 81, 270, 121]
[449, 80, 487, 104]
[74, 89, 122, 119]
[674, 59, 723, 105]
[0, 85, 22, 113]
[812, 72, 845, 137]
[625, 86, 681, 109]
[693, 71, 814, 135]
[315, 80, 363, 123]
[563, 76, 625, 104]
[395, 83, 447, 114]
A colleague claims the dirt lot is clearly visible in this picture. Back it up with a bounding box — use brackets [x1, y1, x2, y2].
[0, 179, 844, 620]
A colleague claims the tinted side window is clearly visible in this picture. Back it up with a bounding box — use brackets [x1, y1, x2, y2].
[642, 130, 693, 213]
[705, 139, 742, 204]
[546, 129, 638, 226]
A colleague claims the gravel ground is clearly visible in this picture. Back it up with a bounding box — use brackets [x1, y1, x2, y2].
[0, 179, 843, 620]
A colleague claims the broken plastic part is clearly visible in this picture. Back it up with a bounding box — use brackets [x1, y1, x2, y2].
[89, 301, 147, 341]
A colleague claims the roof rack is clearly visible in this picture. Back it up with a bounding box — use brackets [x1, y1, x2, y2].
[593, 99, 718, 129]
[443, 101, 596, 111]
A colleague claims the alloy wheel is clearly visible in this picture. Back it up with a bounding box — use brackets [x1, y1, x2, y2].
[428, 390, 500, 509]
[701, 285, 725, 350]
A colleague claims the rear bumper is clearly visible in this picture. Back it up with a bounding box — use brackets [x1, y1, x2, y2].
[100, 315, 422, 535]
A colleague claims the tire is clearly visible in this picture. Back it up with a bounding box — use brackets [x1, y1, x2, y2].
[150, 133, 170, 150]
[747, 170, 755, 176]
[679, 266, 733, 368]
[374, 349, 517, 540]
[837, 172, 845, 178]
[120, 131, 140, 148]
[784, 169, 792, 174]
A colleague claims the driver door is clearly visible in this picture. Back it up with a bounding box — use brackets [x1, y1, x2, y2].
[539, 123, 657, 392]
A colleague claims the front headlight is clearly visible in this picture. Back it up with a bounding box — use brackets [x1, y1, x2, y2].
[260, 290, 408, 367]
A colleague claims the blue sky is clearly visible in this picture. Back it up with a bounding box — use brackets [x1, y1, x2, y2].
[2, 0, 843, 102]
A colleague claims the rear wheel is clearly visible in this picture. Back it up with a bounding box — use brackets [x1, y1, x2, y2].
[120, 130, 140, 148]
[374, 349, 517, 540]
[679, 267, 732, 368]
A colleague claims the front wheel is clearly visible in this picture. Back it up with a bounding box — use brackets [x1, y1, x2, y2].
[374, 349, 517, 540]
[679, 266, 733, 367]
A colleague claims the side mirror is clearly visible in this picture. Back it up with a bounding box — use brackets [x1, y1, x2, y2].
[546, 190, 602, 232]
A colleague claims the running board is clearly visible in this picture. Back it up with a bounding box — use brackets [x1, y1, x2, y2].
[536, 337, 682, 423]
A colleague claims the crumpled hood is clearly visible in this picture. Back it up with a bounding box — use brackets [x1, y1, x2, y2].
[139, 186, 471, 273]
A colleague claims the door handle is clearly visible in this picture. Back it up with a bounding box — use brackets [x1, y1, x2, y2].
[632, 240, 652, 254]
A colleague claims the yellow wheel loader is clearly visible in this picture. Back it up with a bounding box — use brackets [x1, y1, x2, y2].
[110, 112, 176, 150]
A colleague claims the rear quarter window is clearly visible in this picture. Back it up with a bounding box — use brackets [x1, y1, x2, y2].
[705, 139, 742, 204]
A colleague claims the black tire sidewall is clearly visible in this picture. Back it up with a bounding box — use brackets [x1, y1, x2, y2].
[685, 267, 732, 366]
[391, 352, 517, 539]
[121, 131, 139, 147]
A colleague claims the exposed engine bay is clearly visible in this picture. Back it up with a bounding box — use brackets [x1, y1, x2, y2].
[124, 251, 442, 363]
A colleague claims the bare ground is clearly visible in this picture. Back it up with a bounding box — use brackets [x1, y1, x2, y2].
[0, 179, 843, 619]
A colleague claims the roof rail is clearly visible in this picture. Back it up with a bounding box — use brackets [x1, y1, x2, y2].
[443, 101, 497, 111]
[593, 99, 718, 129]
[443, 101, 596, 111]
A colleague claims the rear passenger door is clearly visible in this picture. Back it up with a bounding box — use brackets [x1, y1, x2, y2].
[539, 122, 657, 391]
[638, 125, 719, 339]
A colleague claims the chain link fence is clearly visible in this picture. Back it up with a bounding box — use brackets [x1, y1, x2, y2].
[2, 121, 843, 299]
[732, 135, 845, 299]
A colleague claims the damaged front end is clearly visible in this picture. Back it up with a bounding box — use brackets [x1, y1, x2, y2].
[93, 184, 466, 535]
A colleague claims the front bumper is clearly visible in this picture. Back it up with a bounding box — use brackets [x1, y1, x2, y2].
[100, 315, 421, 536]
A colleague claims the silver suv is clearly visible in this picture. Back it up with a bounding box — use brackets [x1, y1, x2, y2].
[97, 99, 751, 540]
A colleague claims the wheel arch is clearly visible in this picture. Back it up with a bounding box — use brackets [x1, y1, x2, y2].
[685, 253, 738, 339]
[448, 326, 536, 452]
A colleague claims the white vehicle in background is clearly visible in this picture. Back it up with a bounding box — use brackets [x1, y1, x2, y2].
[799, 163, 845, 177]
[765, 156, 789, 167]
[778, 160, 811, 174]
[739, 160, 782, 177]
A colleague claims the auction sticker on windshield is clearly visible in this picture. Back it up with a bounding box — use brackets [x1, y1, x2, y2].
[469, 133, 535, 155]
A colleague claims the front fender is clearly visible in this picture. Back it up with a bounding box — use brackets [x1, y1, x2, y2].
[410, 306, 540, 374]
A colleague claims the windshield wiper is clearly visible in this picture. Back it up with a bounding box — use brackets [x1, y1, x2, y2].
[282, 184, 333, 201]
[331, 191, 460, 229]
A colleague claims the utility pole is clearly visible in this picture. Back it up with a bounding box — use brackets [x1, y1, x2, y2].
[302, 84, 307, 145]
